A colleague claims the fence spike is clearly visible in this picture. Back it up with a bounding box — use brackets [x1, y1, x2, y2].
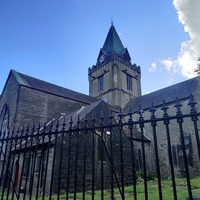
[100, 111, 104, 126]
[128, 106, 133, 123]
[137, 105, 143, 118]
[37, 122, 41, 132]
[161, 99, 169, 116]
[16, 126, 20, 137]
[62, 117, 66, 130]
[21, 125, 25, 134]
[174, 97, 183, 115]
[69, 116, 73, 130]
[91, 112, 96, 127]
[108, 110, 113, 125]
[188, 94, 197, 113]
[56, 120, 59, 130]
[31, 123, 35, 133]
[49, 121, 53, 132]
[76, 115, 80, 128]
[149, 102, 156, 116]
[43, 121, 47, 132]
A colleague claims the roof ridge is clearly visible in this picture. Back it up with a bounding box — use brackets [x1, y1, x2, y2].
[14, 70, 97, 105]
[11, 70, 26, 86]
[124, 76, 200, 112]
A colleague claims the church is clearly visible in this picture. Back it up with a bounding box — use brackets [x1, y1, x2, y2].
[1, 23, 199, 128]
[0, 24, 200, 195]
[0, 24, 142, 129]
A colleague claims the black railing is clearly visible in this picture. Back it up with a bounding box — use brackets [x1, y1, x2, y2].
[0, 95, 200, 199]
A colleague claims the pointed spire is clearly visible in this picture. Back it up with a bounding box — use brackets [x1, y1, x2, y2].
[102, 24, 125, 56]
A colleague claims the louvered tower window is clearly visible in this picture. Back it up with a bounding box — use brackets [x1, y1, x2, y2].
[127, 74, 132, 91]
[98, 75, 104, 91]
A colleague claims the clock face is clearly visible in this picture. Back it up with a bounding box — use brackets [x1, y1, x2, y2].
[99, 55, 105, 62]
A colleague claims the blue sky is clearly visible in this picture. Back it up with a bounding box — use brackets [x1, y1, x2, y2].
[0, 1, 199, 95]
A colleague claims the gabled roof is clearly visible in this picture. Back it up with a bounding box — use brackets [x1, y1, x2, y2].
[14, 100, 108, 149]
[11, 70, 97, 105]
[16, 100, 149, 150]
[124, 76, 200, 113]
[102, 24, 125, 56]
[62, 100, 107, 127]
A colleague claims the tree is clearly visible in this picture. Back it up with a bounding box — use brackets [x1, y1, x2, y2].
[194, 57, 200, 75]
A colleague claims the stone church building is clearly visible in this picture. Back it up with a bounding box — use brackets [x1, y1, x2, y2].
[0, 24, 200, 193]
[2, 24, 199, 132]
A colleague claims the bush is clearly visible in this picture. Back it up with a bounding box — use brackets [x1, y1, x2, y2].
[136, 170, 155, 181]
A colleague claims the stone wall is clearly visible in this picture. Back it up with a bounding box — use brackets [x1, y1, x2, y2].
[51, 102, 152, 193]
[13, 86, 89, 127]
[0, 73, 20, 129]
[131, 97, 200, 179]
[89, 59, 141, 108]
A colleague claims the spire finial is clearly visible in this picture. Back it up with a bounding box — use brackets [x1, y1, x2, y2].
[111, 17, 113, 26]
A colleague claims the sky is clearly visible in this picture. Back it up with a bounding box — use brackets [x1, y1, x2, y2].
[0, 0, 199, 96]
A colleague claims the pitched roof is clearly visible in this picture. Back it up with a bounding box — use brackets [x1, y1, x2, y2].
[61, 100, 107, 126]
[15, 100, 149, 150]
[102, 25, 125, 56]
[11, 70, 97, 105]
[124, 76, 200, 113]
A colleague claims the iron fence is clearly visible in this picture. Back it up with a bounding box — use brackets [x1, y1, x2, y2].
[0, 95, 200, 199]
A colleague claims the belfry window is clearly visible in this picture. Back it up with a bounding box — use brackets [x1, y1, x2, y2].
[126, 74, 132, 91]
[98, 75, 104, 91]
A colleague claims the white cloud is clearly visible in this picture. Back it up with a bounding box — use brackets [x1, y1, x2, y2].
[162, 59, 176, 72]
[162, 0, 200, 79]
[149, 62, 157, 72]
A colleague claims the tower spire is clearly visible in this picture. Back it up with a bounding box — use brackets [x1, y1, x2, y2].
[102, 24, 124, 55]
[88, 25, 141, 108]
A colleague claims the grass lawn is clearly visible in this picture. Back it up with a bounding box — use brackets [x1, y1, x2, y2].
[2, 177, 200, 199]
[63, 177, 200, 200]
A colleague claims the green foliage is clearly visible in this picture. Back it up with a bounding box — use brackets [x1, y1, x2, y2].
[136, 170, 155, 181]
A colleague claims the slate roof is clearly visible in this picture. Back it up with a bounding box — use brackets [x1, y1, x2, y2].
[125, 76, 200, 113]
[14, 100, 107, 149]
[15, 100, 149, 150]
[62, 100, 150, 142]
[90, 25, 135, 72]
[59, 100, 107, 128]
[11, 70, 97, 105]
[102, 25, 125, 56]
[123, 126, 151, 142]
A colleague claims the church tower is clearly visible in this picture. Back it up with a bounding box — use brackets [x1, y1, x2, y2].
[88, 24, 141, 109]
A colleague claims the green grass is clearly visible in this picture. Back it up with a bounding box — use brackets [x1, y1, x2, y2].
[2, 177, 200, 199]
[64, 177, 200, 200]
